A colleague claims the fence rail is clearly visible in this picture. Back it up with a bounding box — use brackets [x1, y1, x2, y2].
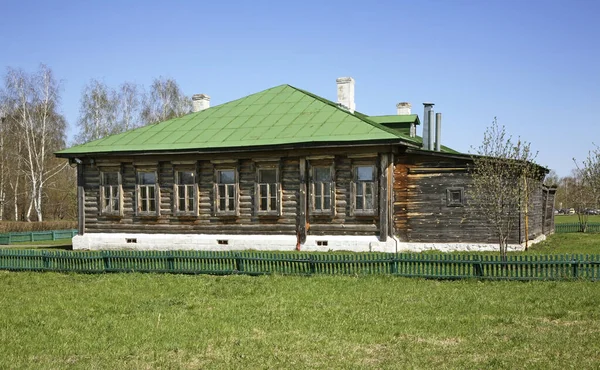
[0, 229, 78, 245]
[0, 250, 598, 280]
[555, 223, 600, 233]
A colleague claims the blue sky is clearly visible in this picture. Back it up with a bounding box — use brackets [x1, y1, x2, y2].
[1, 0, 598, 177]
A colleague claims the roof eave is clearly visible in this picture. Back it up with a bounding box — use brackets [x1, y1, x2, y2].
[55, 139, 420, 159]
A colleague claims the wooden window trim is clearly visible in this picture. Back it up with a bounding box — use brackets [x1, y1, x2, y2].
[136, 170, 160, 216]
[99, 169, 123, 217]
[173, 169, 199, 216]
[309, 163, 335, 216]
[214, 167, 239, 216]
[351, 165, 378, 216]
[255, 165, 281, 216]
[447, 187, 465, 207]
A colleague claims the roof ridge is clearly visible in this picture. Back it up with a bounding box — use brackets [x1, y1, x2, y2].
[286, 84, 421, 146]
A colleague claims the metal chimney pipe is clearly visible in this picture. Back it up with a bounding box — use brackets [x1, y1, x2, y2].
[435, 113, 442, 151]
[422, 103, 435, 150]
[428, 110, 435, 150]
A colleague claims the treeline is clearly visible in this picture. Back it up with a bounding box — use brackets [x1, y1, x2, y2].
[0, 64, 192, 222]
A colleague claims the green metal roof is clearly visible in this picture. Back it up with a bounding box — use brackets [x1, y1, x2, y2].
[57, 84, 422, 156]
[56, 84, 460, 157]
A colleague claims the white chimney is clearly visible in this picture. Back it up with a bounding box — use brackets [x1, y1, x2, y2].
[423, 102, 435, 150]
[336, 77, 355, 113]
[396, 102, 411, 115]
[192, 94, 210, 112]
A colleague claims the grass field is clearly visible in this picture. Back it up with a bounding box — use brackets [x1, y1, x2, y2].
[0, 272, 599, 369]
[554, 214, 600, 224]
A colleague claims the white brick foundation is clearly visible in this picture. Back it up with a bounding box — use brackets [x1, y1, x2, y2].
[72, 233, 546, 253]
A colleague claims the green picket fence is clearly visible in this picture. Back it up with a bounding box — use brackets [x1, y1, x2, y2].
[0, 250, 598, 281]
[0, 229, 78, 245]
[555, 223, 600, 233]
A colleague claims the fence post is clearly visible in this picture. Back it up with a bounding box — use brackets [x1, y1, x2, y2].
[390, 254, 398, 275]
[42, 251, 49, 270]
[52, 230, 56, 241]
[473, 255, 483, 277]
[7, 234, 11, 245]
[235, 253, 244, 273]
[309, 255, 316, 274]
[572, 256, 578, 279]
[102, 251, 110, 272]
[30, 232, 34, 243]
[167, 251, 174, 273]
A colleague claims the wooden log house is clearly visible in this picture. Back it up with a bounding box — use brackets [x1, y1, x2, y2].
[56, 78, 556, 252]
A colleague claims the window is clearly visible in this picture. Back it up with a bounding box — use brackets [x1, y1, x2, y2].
[447, 187, 464, 207]
[215, 169, 237, 215]
[174, 170, 197, 215]
[310, 166, 334, 214]
[256, 167, 280, 215]
[137, 171, 158, 215]
[100, 171, 121, 215]
[352, 165, 377, 215]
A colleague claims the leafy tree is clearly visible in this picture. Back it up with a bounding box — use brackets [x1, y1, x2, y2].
[469, 118, 542, 259]
[141, 76, 192, 125]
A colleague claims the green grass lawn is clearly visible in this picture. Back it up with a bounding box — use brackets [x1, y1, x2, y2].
[0, 272, 598, 369]
[554, 214, 600, 224]
[3, 239, 73, 249]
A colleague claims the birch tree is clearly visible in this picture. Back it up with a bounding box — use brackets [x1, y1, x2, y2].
[0, 107, 6, 220]
[76, 79, 118, 143]
[117, 82, 143, 131]
[469, 118, 541, 259]
[3, 64, 67, 221]
[141, 76, 192, 125]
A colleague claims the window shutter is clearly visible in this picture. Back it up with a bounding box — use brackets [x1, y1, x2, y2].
[155, 171, 161, 216]
[277, 182, 282, 216]
[194, 184, 199, 217]
[213, 182, 218, 215]
[330, 180, 336, 215]
[254, 182, 259, 215]
[350, 181, 356, 215]
[173, 183, 178, 215]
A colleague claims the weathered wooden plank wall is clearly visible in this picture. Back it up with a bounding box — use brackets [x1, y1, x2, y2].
[80, 147, 385, 237]
[393, 154, 521, 243]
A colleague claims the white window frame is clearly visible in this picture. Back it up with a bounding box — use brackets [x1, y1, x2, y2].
[310, 164, 335, 215]
[174, 169, 198, 216]
[136, 170, 160, 216]
[351, 165, 378, 216]
[214, 168, 238, 216]
[255, 166, 281, 216]
[99, 169, 122, 216]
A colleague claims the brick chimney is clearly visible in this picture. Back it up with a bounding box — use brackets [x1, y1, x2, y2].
[192, 94, 210, 112]
[396, 102, 411, 115]
[336, 77, 355, 113]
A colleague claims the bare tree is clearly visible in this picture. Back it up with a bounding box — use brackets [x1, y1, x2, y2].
[573, 144, 600, 231]
[76, 79, 118, 144]
[544, 169, 560, 187]
[0, 106, 6, 220]
[141, 76, 192, 125]
[117, 82, 143, 131]
[3, 64, 67, 221]
[469, 118, 541, 259]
